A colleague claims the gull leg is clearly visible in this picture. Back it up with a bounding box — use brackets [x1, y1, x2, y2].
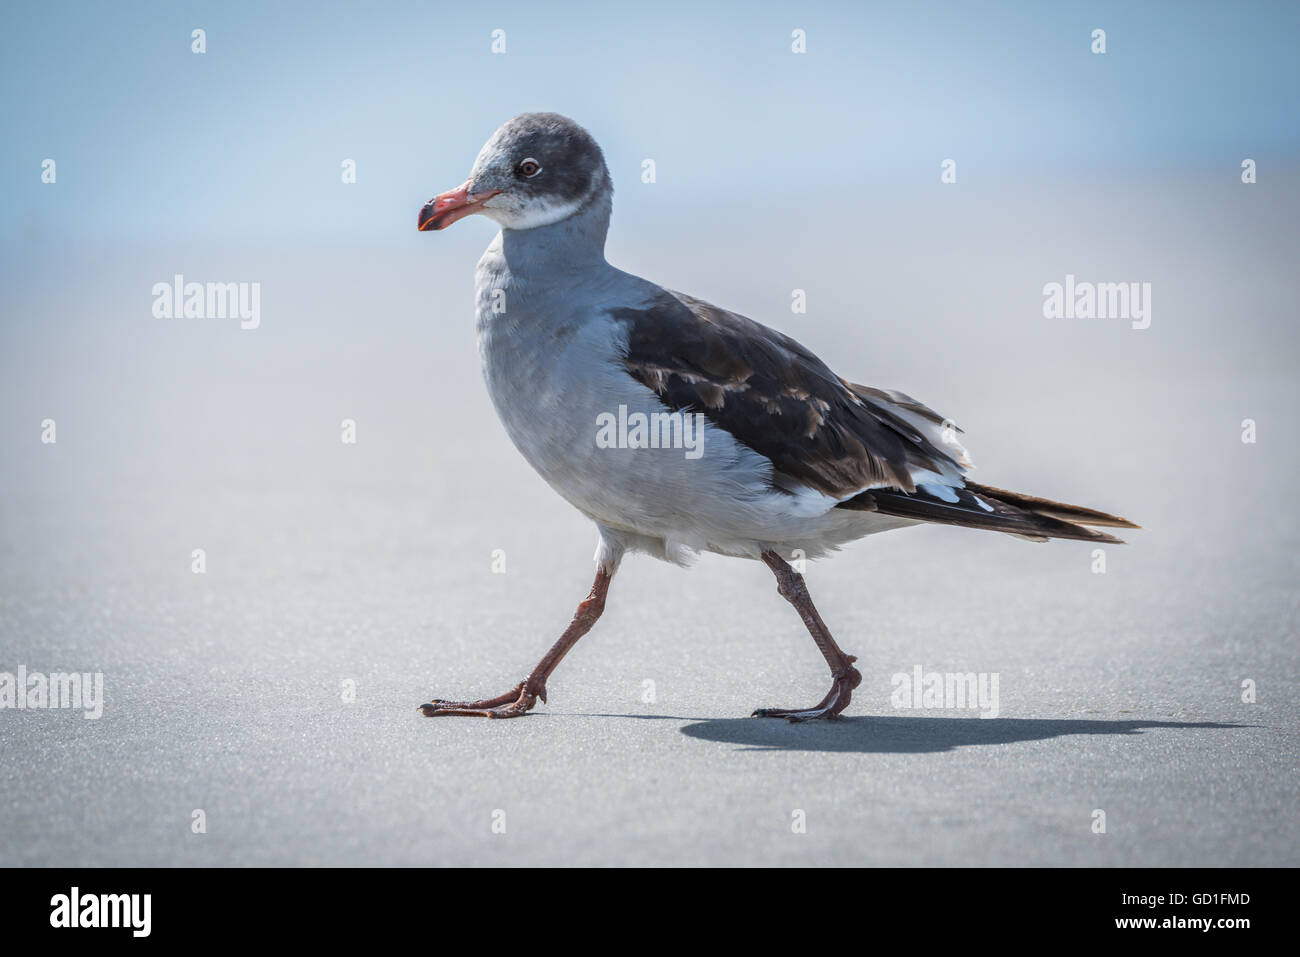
[420, 565, 614, 719]
[752, 550, 862, 722]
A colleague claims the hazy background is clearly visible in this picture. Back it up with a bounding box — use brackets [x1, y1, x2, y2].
[1, 1, 1296, 866]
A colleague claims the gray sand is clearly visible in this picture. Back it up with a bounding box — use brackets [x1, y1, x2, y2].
[1, 181, 1296, 866]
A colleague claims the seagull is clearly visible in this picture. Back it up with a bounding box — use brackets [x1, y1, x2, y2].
[416, 113, 1138, 722]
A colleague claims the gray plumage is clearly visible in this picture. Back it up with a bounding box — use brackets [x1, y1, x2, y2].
[414, 112, 1138, 722]
[424, 112, 1137, 573]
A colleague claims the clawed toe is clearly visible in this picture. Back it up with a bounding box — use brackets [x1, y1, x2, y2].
[418, 682, 538, 718]
[751, 664, 861, 722]
[418, 699, 533, 718]
[751, 706, 840, 722]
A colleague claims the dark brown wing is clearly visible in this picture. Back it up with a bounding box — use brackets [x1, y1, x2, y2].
[610, 290, 963, 498]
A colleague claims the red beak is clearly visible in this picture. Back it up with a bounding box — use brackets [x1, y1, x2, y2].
[418, 182, 502, 231]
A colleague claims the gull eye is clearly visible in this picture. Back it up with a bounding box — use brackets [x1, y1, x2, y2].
[516, 158, 541, 178]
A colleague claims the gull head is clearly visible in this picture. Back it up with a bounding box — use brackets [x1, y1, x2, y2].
[419, 113, 610, 232]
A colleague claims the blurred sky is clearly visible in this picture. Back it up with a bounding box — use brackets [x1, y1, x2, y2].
[2, 0, 1298, 250]
[1, 0, 1297, 506]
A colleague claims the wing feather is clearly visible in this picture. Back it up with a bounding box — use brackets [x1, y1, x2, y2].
[611, 290, 965, 498]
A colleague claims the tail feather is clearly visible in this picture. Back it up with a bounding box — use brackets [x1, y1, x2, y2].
[964, 482, 1140, 529]
[836, 482, 1138, 544]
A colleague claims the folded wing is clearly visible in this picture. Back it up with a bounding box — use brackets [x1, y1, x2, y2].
[611, 290, 967, 498]
[610, 289, 1138, 543]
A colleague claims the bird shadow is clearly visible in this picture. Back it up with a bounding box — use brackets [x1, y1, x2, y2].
[668, 714, 1248, 754]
